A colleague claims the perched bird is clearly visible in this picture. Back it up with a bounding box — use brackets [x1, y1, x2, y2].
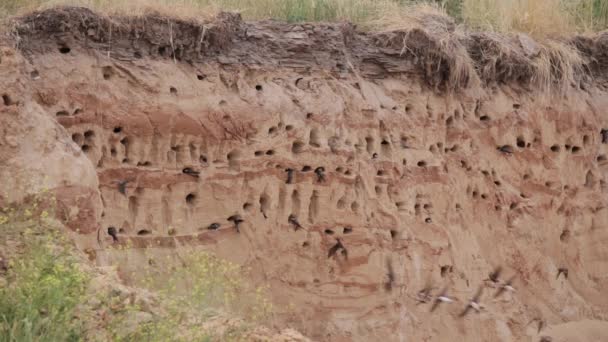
[497, 145, 514, 154]
[207, 223, 221, 230]
[385, 259, 395, 292]
[227, 215, 244, 233]
[372, 153, 379, 159]
[495, 275, 517, 298]
[182, 167, 200, 178]
[288, 214, 302, 230]
[430, 286, 454, 312]
[487, 266, 503, 283]
[556, 267, 568, 280]
[107, 226, 119, 242]
[328, 238, 345, 258]
[117, 180, 131, 195]
[285, 168, 295, 184]
[601, 128, 608, 144]
[314, 167, 325, 183]
[459, 286, 484, 317]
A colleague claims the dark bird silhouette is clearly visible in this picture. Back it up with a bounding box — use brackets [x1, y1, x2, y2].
[557, 267, 568, 280]
[497, 145, 514, 154]
[288, 214, 302, 230]
[487, 266, 503, 283]
[182, 167, 200, 177]
[495, 275, 517, 298]
[539, 336, 552, 342]
[385, 259, 395, 291]
[227, 215, 244, 233]
[460, 286, 483, 317]
[372, 153, 379, 159]
[328, 238, 345, 258]
[107, 226, 119, 243]
[207, 223, 220, 230]
[314, 167, 325, 183]
[528, 317, 546, 334]
[430, 286, 454, 312]
[601, 128, 608, 144]
[285, 168, 294, 184]
[117, 180, 130, 195]
[0, 254, 7, 274]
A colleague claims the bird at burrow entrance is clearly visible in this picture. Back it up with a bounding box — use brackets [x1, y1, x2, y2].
[486, 266, 503, 284]
[227, 215, 244, 233]
[459, 286, 484, 317]
[182, 167, 200, 178]
[328, 238, 347, 259]
[494, 275, 517, 298]
[497, 145, 514, 154]
[107, 226, 119, 242]
[314, 167, 325, 183]
[207, 223, 221, 230]
[430, 286, 454, 312]
[556, 267, 568, 280]
[285, 168, 295, 184]
[288, 214, 303, 231]
[117, 179, 131, 195]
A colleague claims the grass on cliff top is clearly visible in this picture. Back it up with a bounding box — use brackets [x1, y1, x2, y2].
[2, 0, 608, 38]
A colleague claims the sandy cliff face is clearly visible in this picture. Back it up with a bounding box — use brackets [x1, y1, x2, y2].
[2, 7, 608, 341]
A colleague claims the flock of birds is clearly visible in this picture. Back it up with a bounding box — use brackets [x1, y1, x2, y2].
[414, 266, 518, 318]
[108, 164, 329, 239]
[411, 264, 570, 340]
[103, 130, 596, 342]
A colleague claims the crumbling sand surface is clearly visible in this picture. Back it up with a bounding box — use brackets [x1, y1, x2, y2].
[1, 7, 608, 341]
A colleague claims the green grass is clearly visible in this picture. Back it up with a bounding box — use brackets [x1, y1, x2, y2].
[0, 198, 273, 342]
[1, 0, 608, 36]
[0, 212, 89, 342]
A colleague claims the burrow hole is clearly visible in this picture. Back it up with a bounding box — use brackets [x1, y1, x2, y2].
[186, 193, 197, 205]
[102, 66, 114, 80]
[2, 94, 13, 106]
[292, 141, 304, 154]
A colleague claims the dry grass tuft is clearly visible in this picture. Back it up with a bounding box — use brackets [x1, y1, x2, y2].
[461, 0, 608, 37]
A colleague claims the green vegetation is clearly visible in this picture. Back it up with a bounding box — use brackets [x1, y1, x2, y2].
[0, 205, 88, 342]
[116, 249, 273, 341]
[0, 198, 273, 342]
[1, 0, 608, 36]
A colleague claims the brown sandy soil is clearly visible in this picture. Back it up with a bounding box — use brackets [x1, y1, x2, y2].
[1, 7, 608, 341]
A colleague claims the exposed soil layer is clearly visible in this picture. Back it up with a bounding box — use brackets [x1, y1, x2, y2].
[1, 7, 608, 342]
[9, 7, 608, 89]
